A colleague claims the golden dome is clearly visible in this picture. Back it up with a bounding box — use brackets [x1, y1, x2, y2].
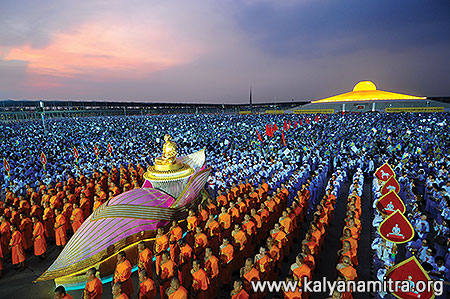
[353, 81, 377, 91]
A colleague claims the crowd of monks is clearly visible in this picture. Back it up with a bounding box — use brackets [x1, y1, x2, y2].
[0, 163, 146, 277]
[1, 157, 368, 298]
[335, 171, 364, 299]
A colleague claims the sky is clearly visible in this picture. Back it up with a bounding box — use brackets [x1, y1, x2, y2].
[0, 0, 449, 104]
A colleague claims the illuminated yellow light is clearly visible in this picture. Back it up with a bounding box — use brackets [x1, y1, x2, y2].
[311, 80, 426, 103]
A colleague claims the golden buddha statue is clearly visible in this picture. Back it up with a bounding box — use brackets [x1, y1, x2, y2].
[144, 134, 193, 180]
[155, 134, 177, 165]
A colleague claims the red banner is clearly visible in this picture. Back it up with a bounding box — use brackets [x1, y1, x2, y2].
[107, 143, 112, 155]
[94, 144, 99, 157]
[282, 130, 286, 147]
[379, 210, 414, 244]
[385, 256, 435, 299]
[375, 163, 395, 181]
[376, 190, 406, 216]
[73, 147, 79, 159]
[40, 152, 47, 165]
[256, 129, 263, 142]
[3, 158, 10, 173]
[381, 176, 401, 195]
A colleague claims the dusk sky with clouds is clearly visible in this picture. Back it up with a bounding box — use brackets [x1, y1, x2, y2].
[0, 0, 449, 103]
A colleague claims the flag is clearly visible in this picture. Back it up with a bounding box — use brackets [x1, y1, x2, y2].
[3, 158, 10, 176]
[379, 210, 414, 244]
[300, 120, 303, 126]
[274, 124, 278, 132]
[281, 130, 286, 147]
[375, 163, 395, 181]
[385, 256, 435, 299]
[288, 120, 291, 130]
[265, 124, 269, 136]
[73, 147, 79, 162]
[294, 120, 297, 128]
[94, 144, 100, 160]
[256, 129, 263, 142]
[40, 152, 47, 170]
[107, 143, 113, 156]
[376, 190, 406, 216]
[381, 176, 401, 195]
[283, 120, 287, 131]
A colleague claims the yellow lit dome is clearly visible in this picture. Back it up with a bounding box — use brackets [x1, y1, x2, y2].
[353, 81, 377, 91]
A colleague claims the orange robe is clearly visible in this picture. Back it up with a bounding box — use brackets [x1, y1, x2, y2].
[0, 221, 11, 255]
[154, 234, 169, 275]
[139, 278, 156, 299]
[233, 230, 247, 251]
[33, 221, 47, 256]
[138, 248, 153, 277]
[43, 207, 55, 238]
[219, 213, 232, 230]
[192, 268, 209, 293]
[19, 217, 33, 250]
[54, 214, 67, 246]
[10, 230, 25, 264]
[114, 259, 133, 297]
[293, 264, 312, 282]
[339, 265, 358, 281]
[71, 208, 84, 233]
[168, 286, 188, 299]
[84, 277, 102, 299]
[232, 289, 250, 299]
[169, 226, 183, 261]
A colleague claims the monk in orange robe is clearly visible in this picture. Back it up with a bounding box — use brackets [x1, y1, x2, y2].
[71, 202, 84, 233]
[138, 270, 156, 299]
[169, 220, 183, 262]
[336, 256, 358, 281]
[80, 194, 91, 219]
[194, 226, 208, 259]
[191, 259, 209, 299]
[54, 209, 67, 247]
[205, 214, 220, 255]
[220, 237, 234, 286]
[92, 196, 102, 212]
[84, 267, 102, 299]
[240, 258, 260, 295]
[9, 224, 25, 270]
[111, 282, 128, 299]
[154, 227, 169, 275]
[177, 239, 192, 289]
[113, 251, 133, 297]
[32, 216, 47, 258]
[19, 213, 33, 250]
[30, 200, 42, 219]
[42, 202, 55, 239]
[0, 216, 11, 255]
[166, 277, 188, 299]
[138, 241, 153, 278]
[186, 210, 198, 246]
[204, 247, 219, 296]
[231, 280, 250, 299]
[159, 252, 176, 299]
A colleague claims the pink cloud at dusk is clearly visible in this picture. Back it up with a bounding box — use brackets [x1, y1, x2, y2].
[3, 19, 203, 81]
